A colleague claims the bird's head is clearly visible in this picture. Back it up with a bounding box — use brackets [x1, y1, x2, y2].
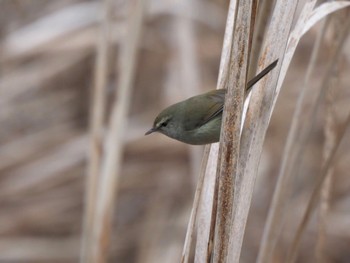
[145, 105, 179, 138]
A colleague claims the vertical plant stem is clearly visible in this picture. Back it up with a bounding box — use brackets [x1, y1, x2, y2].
[81, 1, 112, 262]
[315, 160, 333, 263]
[315, 13, 344, 262]
[195, 144, 219, 263]
[287, 12, 350, 263]
[90, 0, 147, 262]
[212, 1, 256, 262]
[181, 145, 210, 263]
[248, 0, 275, 79]
[256, 5, 323, 262]
[191, 1, 238, 261]
[230, 0, 300, 262]
[216, 0, 238, 90]
[287, 110, 350, 263]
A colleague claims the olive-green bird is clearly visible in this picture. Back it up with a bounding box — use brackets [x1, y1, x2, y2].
[145, 60, 278, 145]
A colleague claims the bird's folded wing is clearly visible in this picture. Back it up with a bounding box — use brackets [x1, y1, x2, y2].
[183, 89, 225, 131]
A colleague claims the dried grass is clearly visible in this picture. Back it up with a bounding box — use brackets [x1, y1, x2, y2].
[1, 1, 350, 262]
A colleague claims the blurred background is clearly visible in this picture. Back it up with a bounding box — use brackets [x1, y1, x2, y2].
[1, 0, 350, 262]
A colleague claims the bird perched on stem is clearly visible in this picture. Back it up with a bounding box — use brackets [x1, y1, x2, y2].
[145, 60, 278, 145]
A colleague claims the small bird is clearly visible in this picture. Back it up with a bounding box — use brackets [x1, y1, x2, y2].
[145, 60, 278, 145]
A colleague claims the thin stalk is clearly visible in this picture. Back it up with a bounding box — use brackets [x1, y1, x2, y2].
[90, 0, 147, 262]
[191, 1, 238, 261]
[286, 13, 350, 263]
[257, 6, 324, 262]
[315, 13, 344, 262]
[81, 0, 112, 262]
[212, 0, 257, 262]
[248, 0, 275, 80]
[181, 145, 210, 263]
[234, 0, 299, 261]
[194, 144, 219, 263]
[287, 109, 350, 263]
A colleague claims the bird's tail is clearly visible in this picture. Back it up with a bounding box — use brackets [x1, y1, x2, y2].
[246, 59, 278, 92]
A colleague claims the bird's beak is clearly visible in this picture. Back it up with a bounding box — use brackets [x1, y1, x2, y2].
[145, 127, 157, 135]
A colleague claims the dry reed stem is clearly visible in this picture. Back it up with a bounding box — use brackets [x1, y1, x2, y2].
[194, 144, 219, 263]
[216, 0, 238, 90]
[90, 0, 147, 262]
[287, 109, 350, 263]
[81, 0, 112, 262]
[212, 1, 257, 262]
[189, 1, 238, 261]
[288, 8, 350, 208]
[257, 2, 323, 261]
[286, 14, 350, 263]
[148, 1, 225, 32]
[181, 145, 210, 263]
[248, 0, 274, 80]
[271, 1, 350, 114]
[316, 174, 332, 261]
[257, 2, 350, 262]
[315, 13, 344, 262]
[232, 0, 298, 262]
[301, 1, 350, 36]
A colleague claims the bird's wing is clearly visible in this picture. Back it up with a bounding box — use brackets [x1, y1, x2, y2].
[183, 89, 225, 131]
[181, 60, 278, 131]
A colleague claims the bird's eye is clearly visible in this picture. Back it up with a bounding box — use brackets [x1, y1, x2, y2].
[161, 121, 168, 127]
